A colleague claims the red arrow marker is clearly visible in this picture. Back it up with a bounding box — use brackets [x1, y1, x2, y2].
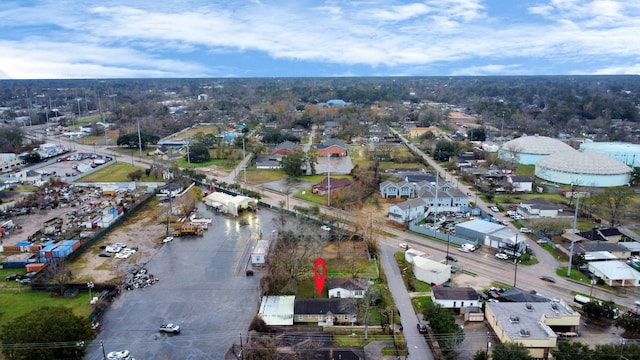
[314, 258, 326, 296]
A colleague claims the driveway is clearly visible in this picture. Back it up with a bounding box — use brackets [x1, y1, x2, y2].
[85, 205, 274, 359]
[379, 243, 434, 360]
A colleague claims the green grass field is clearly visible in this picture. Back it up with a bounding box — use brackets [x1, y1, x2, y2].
[77, 162, 161, 182]
[0, 269, 92, 325]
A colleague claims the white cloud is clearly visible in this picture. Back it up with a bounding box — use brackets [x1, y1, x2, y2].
[0, 0, 639, 77]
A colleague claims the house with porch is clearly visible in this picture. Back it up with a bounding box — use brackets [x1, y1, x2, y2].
[379, 180, 416, 199]
[294, 298, 357, 325]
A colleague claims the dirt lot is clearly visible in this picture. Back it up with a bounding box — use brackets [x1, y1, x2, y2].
[67, 204, 167, 284]
[4, 197, 168, 284]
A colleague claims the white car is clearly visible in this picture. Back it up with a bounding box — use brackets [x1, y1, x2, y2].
[163, 236, 174, 243]
[490, 206, 500, 212]
[520, 228, 532, 233]
[107, 350, 133, 360]
[495, 253, 509, 260]
[160, 323, 181, 334]
[399, 243, 408, 250]
[320, 225, 331, 231]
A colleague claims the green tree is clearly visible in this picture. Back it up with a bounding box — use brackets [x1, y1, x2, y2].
[433, 139, 456, 162]
[615, 314, 640, 335]
[552, 341, 592, 360]
[24, 151, 41, 164]
[589, 186, 634, 226]
[631, 167, 640, 186]
[491, 342, 533, 360]
[187, 142, 211, 163]
[281, 150, 306, 177]
[127, 169, 143, 181]
[423, 302, 464, 359]
[472, 350, 489, 360]
[581, 300, 618, 320]
[0, 306, 93, 360]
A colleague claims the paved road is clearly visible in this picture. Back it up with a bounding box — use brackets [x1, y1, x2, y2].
[380, 243, 434, 360]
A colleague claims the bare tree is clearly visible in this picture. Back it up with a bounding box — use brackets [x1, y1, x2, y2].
[588, 186, 635, 226]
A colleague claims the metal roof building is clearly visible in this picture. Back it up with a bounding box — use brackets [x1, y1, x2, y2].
[579, 141, 640, 168]
[534, 150, 631, 187]
[499, 135, 574, 165]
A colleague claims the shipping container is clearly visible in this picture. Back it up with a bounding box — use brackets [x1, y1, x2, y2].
[28, 245, 42, 253]
[3, 259, 29, 268]
[3, 245, 21, 252]
[52, 245, 73, 258]
[26, 263, 46, 273]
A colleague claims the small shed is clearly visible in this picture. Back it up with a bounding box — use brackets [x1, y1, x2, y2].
[251, 240, 270, 266]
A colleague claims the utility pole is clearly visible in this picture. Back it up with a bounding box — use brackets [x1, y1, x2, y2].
[242, 137, 246, 183]
[446, 233, 451, 265]
[568, 196, 580, 276]
[137, 120, 143, 160]
[327, 154, 331, 207]
[433, 172, 439, 230]
[101, 340, 107, 360]
[486, 331, 491, 356]
[166, 195, 172, 236]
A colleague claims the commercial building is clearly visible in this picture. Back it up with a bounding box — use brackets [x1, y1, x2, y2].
[499, 135, 574, 165]
[579, 141, 640, 168]
[455, 219, 527, 254]
[535, 150, 631, 187]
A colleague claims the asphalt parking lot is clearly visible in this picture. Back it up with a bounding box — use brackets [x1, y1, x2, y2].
[85, 205, 276, 359]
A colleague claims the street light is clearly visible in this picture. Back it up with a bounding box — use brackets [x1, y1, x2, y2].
[589, 278, 597, 300]
[87, 282, 94, 304]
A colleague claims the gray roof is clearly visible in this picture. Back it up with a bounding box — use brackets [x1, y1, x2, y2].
[536, 150, 631, 175]
[487, 301, 576, 340]
[501, 135, 573, 155]
[328, 278, 369, 291]
[456, 219, 505, 234]
[432, 287, 478, 301]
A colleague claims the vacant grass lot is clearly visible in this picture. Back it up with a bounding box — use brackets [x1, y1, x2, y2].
[77, 162, 160, 182]
[77, 129, 119, 147]
[0, 269, 92, 326]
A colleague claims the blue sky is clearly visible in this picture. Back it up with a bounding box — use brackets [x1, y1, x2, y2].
[1, 0, 639, 79]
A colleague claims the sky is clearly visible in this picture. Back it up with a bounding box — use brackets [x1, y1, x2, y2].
[1, 0, 639, 79]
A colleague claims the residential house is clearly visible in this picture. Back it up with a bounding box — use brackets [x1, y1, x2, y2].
[312, 177, 352, 195]
[599, 228, 624, 243]
[271, 141, 299, 156]
[294, 299, 357, 325]
[508, 176, 533, 192]
[416, 182, 469, 212]
[432, 287, 481, 310]
[517, 198, 563, 218]
[388, 198, 427, 224]
[486, 301, 581, 359]
[328, 278, 370, 299]
[379, 180, 416, 199]
[316, 139, 347, 157]
[255, 157, 282, 170]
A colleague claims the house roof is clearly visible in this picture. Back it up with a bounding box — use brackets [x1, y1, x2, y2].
[589, 260, 640, 281]
[509, 176, 532, 183]
[499, 288, 551, 303]
[432, 287, 478, 301]
[259, 295, 295, 326]
[577, 230, 606, 241]
[395, 198, 426, 210]
[315, 177, 352, 189]
[328, 278, 369, 291]
[600, 228, 623, 237]
[581, 242, 627, 253]
[316, 139, 346, 150]
[274, 140, 298, 152]
[294, 298, 356, 315]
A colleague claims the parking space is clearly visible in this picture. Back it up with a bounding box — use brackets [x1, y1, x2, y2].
[85, 206, 276, 359]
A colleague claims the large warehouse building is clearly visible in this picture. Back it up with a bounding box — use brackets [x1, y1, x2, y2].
[499, 135, 575, 165]
[535, 150, 631, 187]
[579, 141, 640, 168]
[455, 219, 527, 255]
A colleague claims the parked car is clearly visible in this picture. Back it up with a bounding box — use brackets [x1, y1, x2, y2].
[98, 252, 112, 258]
[6, 274, 24, 281]
[540, 276, 556, 283]
[160, 323, 181, 334]
[520, 227, 532, 233]
[320, 225, 331, 231]
[399, 243, 408, 250]
[446, 255, 458, 262]
[536, 239, 548, 244]
[490, 206, 500, 212]
[107, 350, 133, 360]
[495, 253, 509, 260]
[417, 322, 427, 334]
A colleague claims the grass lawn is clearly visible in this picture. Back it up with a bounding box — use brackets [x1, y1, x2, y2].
[244, 170, 287, 184]
[411, 296, 432, 314]
[77, 129, 119, 147]
[493, 192, 567, 204]
[77, 162, 161, 182]
[168, 124, 218, 139]
[556, 266, 591, 284]
[514, 165, 535, 177]
[0, 270, 92, 326]
[378, 161, 429, 172]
